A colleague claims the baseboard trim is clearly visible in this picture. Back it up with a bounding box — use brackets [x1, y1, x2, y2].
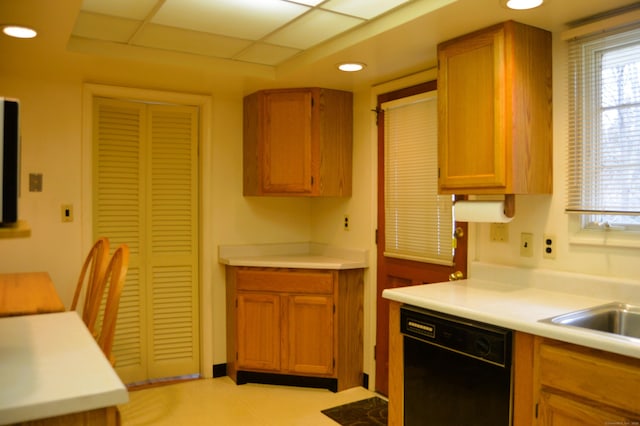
[237, 370, 338, 392]
[213, 364, 367, 392]
[213, 363, 227, 378]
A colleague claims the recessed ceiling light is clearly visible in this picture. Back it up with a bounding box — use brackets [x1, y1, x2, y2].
[2, 25, 37, 39]
[503, 0, 543, 10]
[338, 62, 366, 72]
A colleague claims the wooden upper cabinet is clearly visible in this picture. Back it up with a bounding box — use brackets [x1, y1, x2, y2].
[437, 20, 552, 195]
[243, 87, 353, 197]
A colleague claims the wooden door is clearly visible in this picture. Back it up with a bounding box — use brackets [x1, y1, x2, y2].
[375, 82, 468, 396]
[237, 292, 281, 372]
[286, 294, 334, 375]
[262, 90, 313, 194]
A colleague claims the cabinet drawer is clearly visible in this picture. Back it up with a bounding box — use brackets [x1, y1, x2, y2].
[236, 269, 334, 294]
[539, 340, 640, 415]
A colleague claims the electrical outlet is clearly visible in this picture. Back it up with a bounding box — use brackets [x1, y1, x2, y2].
[490, 223, 508, 242]
[520, 232, 533, 257]
[343, 215, 350, 231]
[543, 234, 556, 259]
[61, 204, 73, 222]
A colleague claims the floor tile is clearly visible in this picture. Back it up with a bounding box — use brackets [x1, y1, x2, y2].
[119, 376, 379, 426]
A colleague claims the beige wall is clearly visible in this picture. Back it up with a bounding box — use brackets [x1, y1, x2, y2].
[469, 34, 640, 279]
[1, 28, 639, 388]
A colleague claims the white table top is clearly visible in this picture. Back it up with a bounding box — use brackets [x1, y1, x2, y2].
[0, 311, 128, 425]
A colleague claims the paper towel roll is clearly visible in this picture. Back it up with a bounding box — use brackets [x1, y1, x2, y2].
[454, 200, 514, 223]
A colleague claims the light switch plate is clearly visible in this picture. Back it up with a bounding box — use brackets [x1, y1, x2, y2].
[61, 204, 73, 222]
[520, 232, 533, 257]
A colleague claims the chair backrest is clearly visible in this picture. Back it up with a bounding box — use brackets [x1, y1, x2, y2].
[70, 237, 110, 334]
[96, 244, 129, 365]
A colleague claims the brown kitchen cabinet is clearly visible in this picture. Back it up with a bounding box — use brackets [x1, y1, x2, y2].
[225, 266, 363, 392]
[437, 20, 552, 195]
[533, 337, 640, 425]
[243, 87, 353, 197]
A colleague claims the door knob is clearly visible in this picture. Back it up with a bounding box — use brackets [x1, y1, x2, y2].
[449, 271, 464, 281]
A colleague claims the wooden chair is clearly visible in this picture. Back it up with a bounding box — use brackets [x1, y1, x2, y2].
[96, 244, 130, 366]
[70, 237, 110, 335]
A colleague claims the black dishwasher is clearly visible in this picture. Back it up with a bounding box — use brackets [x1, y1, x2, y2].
[401, 305, 513, 426]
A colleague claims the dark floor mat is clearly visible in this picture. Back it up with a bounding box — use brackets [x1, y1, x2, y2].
[321, 397, 388, 426]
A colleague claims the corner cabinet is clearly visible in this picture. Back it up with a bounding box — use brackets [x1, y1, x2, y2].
[225, 266, 364, 392]
[533, 337, 640, 425]
[243, 88, 353, 197]
[437, 20, 552, 195]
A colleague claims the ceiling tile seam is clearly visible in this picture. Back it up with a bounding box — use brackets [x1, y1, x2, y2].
[239, 7, 367, 55]
[127, 0, 166, 46]
[225, 4, 317, 61]
[229, 39, 301, 64]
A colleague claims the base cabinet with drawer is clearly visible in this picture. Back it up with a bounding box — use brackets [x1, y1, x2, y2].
[534, 337, 640, 425]
[225, 266, 364, 392]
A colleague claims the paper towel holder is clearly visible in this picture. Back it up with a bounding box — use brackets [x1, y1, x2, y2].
[503, 194, 515, 218]
[454, 194, 516, 221]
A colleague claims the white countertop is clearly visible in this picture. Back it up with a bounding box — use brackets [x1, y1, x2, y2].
[0, 312, 129, 425]
[218, 242, 368, 270]
[383, 262, 640, 359]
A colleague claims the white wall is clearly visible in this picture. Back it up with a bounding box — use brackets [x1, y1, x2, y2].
[2, 24, 639, 390]
[0, 53, 315, 377]
[470, 33, 640, 280]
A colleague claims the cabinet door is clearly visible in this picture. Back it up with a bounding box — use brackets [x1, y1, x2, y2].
[538, 390, 634, 426]
[286, 294, 334, 375]
[262, 90, 314, 194]
[237, 293, 280, 371]
[438, 25, 507, 191]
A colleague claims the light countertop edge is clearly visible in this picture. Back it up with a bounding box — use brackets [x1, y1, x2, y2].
[218, 242, 368, 270]
[0, 312, 129, 424]
[383, 267, 640, 360]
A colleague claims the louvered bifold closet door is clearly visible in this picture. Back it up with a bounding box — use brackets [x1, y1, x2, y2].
[93, 97, 200, 384]
[94, 98, 147, 384]
[146, 104, 199, 379]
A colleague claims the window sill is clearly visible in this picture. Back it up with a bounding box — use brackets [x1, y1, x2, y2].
[569, 228, 640, 249]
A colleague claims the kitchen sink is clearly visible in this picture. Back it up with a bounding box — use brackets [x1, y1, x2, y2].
[541, 302, 640, 340]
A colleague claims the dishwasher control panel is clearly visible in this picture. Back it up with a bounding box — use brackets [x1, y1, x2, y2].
[400, 305, 512, 367]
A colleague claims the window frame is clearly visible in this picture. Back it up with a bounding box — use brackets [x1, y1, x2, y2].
[566, 19, 640, 247]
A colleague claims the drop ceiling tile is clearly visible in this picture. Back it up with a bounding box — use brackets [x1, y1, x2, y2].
[134, 24, 253, 58]
[152, 0, 310, 41]
[288, 0, 325, 5]
[234, 42, 301, 66]
[72, 12, 140, 43]
[265, 9, 363, 50]
[321, 0, 413, 19]
[80, 0, 160, 20]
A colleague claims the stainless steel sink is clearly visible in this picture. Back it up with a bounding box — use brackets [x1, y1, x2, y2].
[541, 302, 640, 340]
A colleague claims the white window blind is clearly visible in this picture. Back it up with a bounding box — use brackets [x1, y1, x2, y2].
[383, 91, 454, 265]
[567, 23, 640, 230]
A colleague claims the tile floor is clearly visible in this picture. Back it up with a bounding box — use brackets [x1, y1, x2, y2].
[119, 376, 379, 426]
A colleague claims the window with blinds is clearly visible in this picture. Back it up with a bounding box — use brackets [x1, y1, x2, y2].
[383, 91, 454, 265]
[567, 22, 640, 231]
